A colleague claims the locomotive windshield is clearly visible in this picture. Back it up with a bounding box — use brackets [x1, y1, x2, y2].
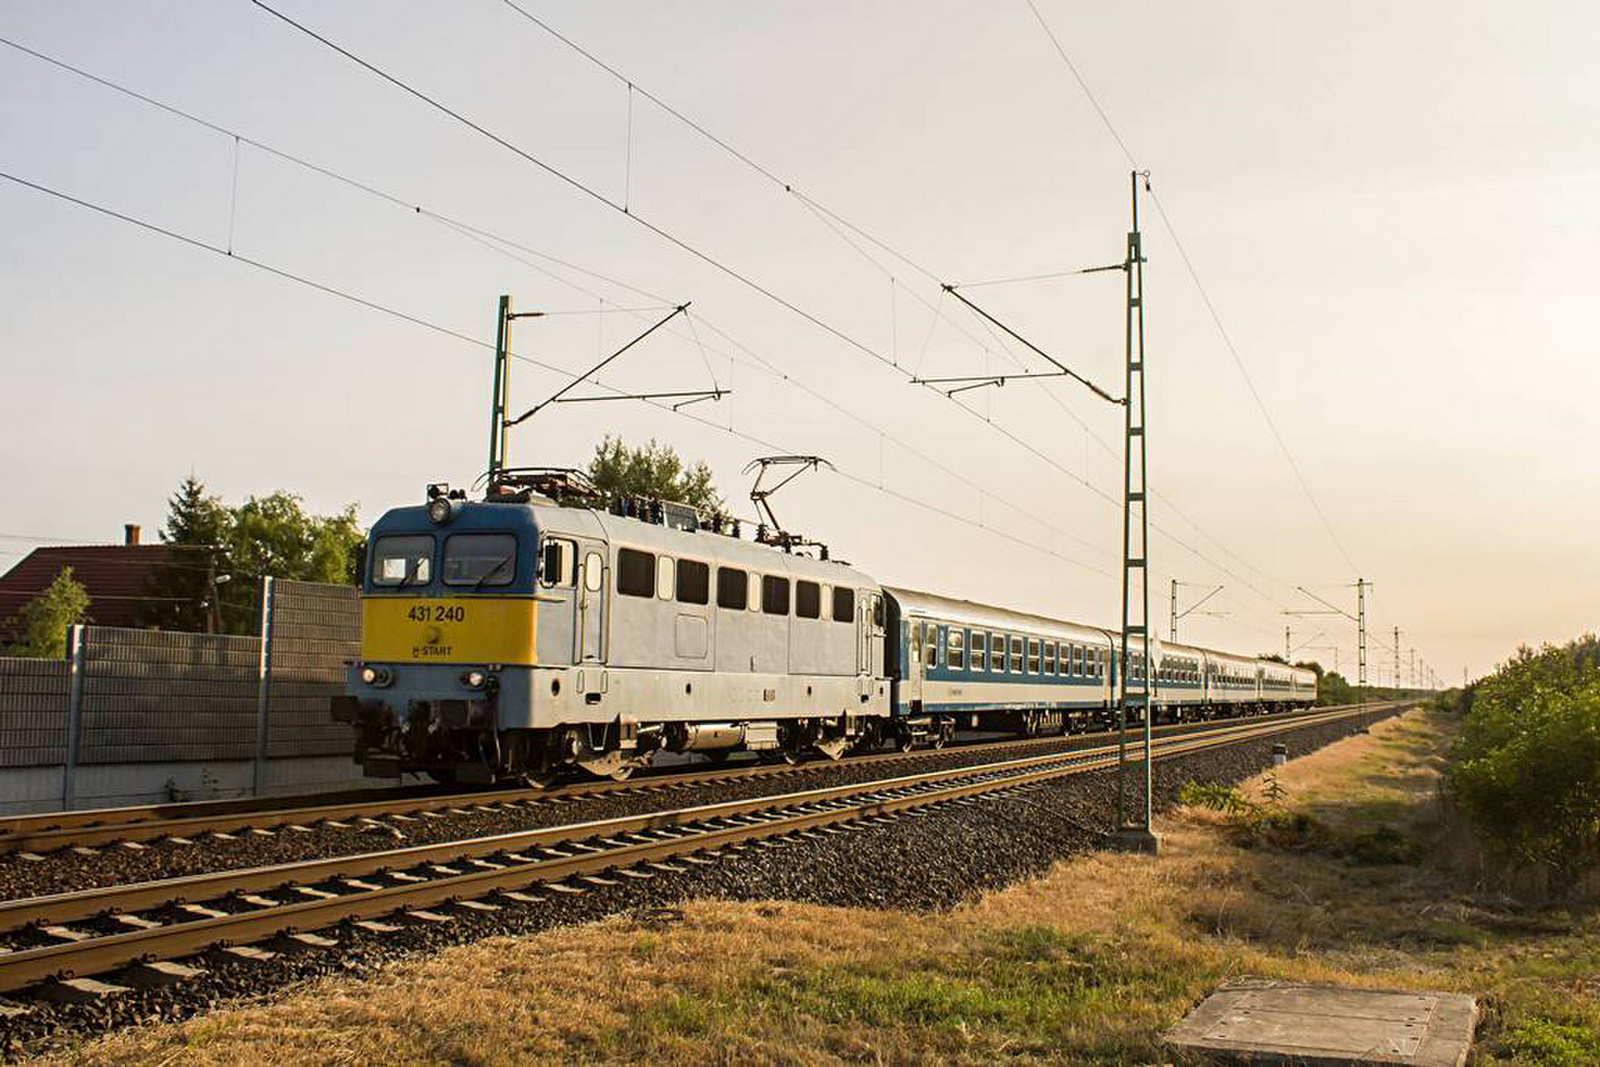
[442, 533, 518, 587]
[372, 535, 433, 587]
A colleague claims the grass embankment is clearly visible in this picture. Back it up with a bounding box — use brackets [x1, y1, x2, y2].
[46, 708, 1600, 1065]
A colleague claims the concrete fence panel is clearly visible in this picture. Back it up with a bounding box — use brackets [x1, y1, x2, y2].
[78, 627, 260, 763]
[264, 580, 360, 759]
[0, 658, 69, 767]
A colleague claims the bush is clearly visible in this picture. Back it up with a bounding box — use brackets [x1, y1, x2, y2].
[1447, 637, 1600, 896]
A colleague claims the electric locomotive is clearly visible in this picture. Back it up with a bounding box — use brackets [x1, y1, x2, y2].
[333, 471, 893, 783]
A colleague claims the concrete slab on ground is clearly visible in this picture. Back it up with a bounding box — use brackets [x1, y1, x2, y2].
[1164, 978, 1475, 1066]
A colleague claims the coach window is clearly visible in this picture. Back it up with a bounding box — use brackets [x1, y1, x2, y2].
[617, 548, 655, 598]
[971, 632, 987, 671]
[676, 559, 710, 605]
[948, 629, 965, 670]
[925, 622, 939, 667]
[715, 566, 747, 610]
[372, 535, 433, 587]
[796, 580, 821, 619]
[539, 537, 576, 587]
[1009, 635, 1024, 673]
[1044, 642, 1057, 675]
[762, 575, 790, 616]
[656, 556, 675, 600]
[832, 586, 854, 623]
[1027, 638, 1041, 674]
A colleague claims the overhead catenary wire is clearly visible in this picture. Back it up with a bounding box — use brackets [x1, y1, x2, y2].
[477, 4, 1312, 617]
[9, 21, 1295, 634]
[1022, 0, 1363, 578]
[9, 11, 1287, 631]
[0, 169, 1117, 584]
[0, 33, 1120, 571]
[249, 2, 1303, 621]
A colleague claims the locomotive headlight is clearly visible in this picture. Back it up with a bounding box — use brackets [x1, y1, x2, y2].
[427, 496, 455, 525]
[461, 670, 487, 689]
[360, 665, 393, 688]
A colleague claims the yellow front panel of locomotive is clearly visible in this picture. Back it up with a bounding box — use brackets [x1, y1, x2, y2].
[361, 597, 537, 666]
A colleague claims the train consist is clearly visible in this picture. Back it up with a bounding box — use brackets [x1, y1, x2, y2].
[333, 472, 1317, 783]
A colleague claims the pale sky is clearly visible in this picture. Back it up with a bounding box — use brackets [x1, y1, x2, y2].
[3, 1, 1597, 682]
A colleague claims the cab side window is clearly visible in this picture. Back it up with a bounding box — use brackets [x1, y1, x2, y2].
[539, 537, 576, 587]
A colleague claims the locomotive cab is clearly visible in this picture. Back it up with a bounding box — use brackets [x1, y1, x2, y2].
[335, 485, 546, 782]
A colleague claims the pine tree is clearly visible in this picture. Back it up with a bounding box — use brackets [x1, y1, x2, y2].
[136, 476, 232, 633]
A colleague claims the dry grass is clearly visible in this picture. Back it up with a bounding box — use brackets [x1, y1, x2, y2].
[39, 708, 1600, 1065]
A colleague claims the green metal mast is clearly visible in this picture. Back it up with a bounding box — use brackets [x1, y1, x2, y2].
[1117, 170, 1153, 842]
[488, 293, 512, 478]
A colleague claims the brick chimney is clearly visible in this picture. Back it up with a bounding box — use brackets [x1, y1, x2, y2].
[124, 524, 141, 546]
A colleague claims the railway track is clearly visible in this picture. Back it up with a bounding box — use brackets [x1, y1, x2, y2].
[0, 703, 1401, 856]
[0, 703, 1396, 1001]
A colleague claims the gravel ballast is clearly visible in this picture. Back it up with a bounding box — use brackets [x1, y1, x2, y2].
[0, 706, 1399, 1059]
[0, 715, 1317, 901]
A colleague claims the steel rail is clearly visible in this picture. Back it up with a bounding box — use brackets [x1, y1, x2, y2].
[0, 703, 1390, 854]
[0, 706, 1385, 929]
[0, 704, 1401, 993]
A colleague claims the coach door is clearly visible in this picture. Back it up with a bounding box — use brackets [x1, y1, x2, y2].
[905, 619, 925, 706]
[536, 536, 579, 665]
[577, 545, 607, 671]
[858, 591, 884, 692]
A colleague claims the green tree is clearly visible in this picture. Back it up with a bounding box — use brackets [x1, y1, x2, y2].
[587, 436, 724, 514]
[137, 475, 232, 633]
[221, 493, 363, 633]
[1317, 670, 1354, 705]
[140, 476, 363, 635]
[1448, 637, 1600, 896]
[5, 567, 91, 658]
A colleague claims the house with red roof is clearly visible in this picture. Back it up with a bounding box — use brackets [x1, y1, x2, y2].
[0, 526, 179, 645]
